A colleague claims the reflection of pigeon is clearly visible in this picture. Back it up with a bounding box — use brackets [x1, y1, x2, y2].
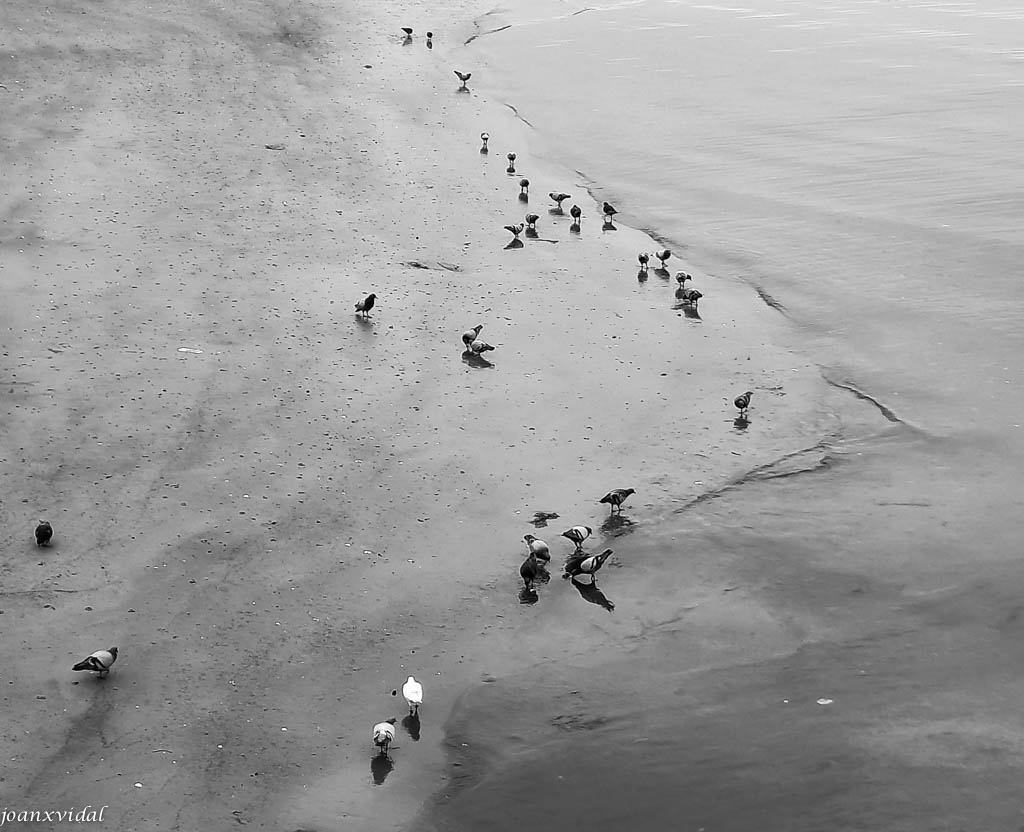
[73, 647, 118, 678]
[600, 488, 635, 512]
[680, 288, 702, 306]
[402, 676, 423, 714]
[468, 340, 495, 355]
[561, 525, 592, 552]
[549, 192, 571, 209]
[355, 293, 376, 317]
[564, 549, 614, 583]
[520, 553, 540, 590]
[373, 718, 397, 755]
[570, 205, 582, 223]
[656, 249, 671, 268]
[454, 70, 472, 86]
[461, 324, 483, 347]
[602, 202, 618, 220]
[525, 213, 539, 229]
[523, 534, 550, 562]
[504, 223, 524, 240]
[35, 521, 52, 546]
[638, 253, 649, 271]
[734, 391, 753, 415]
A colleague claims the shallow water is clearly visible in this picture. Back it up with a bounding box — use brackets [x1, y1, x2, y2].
[415, 0, 1024, 828]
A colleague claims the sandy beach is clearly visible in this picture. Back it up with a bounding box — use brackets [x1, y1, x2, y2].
[1, 0, 818, 827]
[6, 0, 1024, 830]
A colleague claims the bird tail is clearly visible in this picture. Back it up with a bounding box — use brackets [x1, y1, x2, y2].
[73, 658, 98, 672]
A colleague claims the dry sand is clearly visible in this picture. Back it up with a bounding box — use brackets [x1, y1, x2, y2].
[2, 0, 835, 829]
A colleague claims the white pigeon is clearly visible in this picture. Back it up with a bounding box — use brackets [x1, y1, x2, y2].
[72, 647, 118, 678]
[402, 676, 423, 714]
[373, 718, 397, 754]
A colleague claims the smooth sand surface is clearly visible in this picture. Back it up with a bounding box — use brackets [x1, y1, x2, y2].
[2, 0, 837, 829]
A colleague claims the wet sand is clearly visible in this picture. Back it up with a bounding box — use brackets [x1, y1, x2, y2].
[0, 0, 826, 829]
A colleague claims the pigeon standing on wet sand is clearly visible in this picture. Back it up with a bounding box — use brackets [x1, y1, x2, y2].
[564, 549, 614, 583]
[675, 272, 691, 287]
[656, 249, 671, 269]
[525, 213, 539, 230]
[461, 324, 483, 347]
[602, 202, 618, 221]
[519, 178, 530, 196]
[373, 718, 397, 755]
[468, 340, 495, 356]
[680, 288, 703, 306]
[402, 676, 423, 715]
[504, 223, 524, 240]
[523, 534, 551, 562]
[735, 391, 753, 416]
[520, 552, 540, 590]
[549, 192, 571, 210]
[561, 525, 593, 552]
[599, 488, 635, 513]
[355, 293, 376, 318]
[72, 647, 118, 678]
[506, 153, 516, 174]
[454, 70, 472, 89]
[570, 204, 582, 223]
[35, 521, 52, 546]
[638, 253, 650, 271]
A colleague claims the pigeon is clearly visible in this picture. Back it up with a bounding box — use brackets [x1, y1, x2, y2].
[402, 676, 423, 715]
[519, 178, 530, 195]
[480, 132, 489, 152]
[454, 70, 472, 88]
[570, 204, 582, 223]
[72, 647, 118, 678]
[426, 31, 434, 39]
[638, 253, 650, 271]
[675, 272, 691, 287]
[468, 340, 495, 355]
[561, 525, 593, 552]
[506, 152, 516, 174]
[563, 549, 614, 583]
[525, 213, 539, 229]
[549, 192, 571, 209]
[461, 324, 484, 347]
[520, 552, 540, 590]
[35, 521, 52, 547]
[602, 202, 618, 220]
[373, 718, 398, 755]
[504, 223, 524, 240]
[355, 293, 376, 317]
[600, 488, 635, 513]
[656, 249, 671, 268]
[401, 27, 413, 35]
[680, 288, 703, 306]
[734, 391, 753, 415]
[523, 534, 551, 562]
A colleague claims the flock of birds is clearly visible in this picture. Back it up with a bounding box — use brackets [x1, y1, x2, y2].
[49, 31, 760, 774]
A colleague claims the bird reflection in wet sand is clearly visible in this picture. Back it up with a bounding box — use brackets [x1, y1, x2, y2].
[600, 512, 635, 537]
[637, 268, 648, 283]
[462, 350, 495, 369]
[571, 576, 615, 612]
[371, 753, 394, 785]
[402, 712, 421, 741]
[733, 413, 750, 430]
[519, 586, 539, 605]
[454, 70, 472, 91]
[602, 218, 617, 231]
